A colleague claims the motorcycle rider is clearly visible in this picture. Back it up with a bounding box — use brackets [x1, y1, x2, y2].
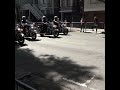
[20, 16, 29, 34]
[42, 16, 48, 33]
[21, 16, 28, 25]
[53, 16, 59, 29]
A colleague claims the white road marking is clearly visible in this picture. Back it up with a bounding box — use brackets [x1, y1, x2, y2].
[62, 75, 98, 90]
[85, 75, 96, 84]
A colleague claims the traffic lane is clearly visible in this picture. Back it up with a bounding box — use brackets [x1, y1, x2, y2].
[22, 36, 105, 79]
[23, 32, 105, 70]
[59, 32, 105, 48]
[37, 31, 105, 46]
[24, 39, 104, 57]
[37, 31, 105, 50]
[16, 32, 105, 90]
[26, 33, 105, 57]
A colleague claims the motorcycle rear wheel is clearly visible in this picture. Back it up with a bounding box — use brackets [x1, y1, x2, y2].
[18, 37, 24, 44]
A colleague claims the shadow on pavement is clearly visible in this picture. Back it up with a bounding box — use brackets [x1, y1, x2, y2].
[49, 36, 62, 39]
[38, 35, 62, 39]
[15, 48, 103, 90]
[83, 32, 92, 33]
[25, 37, 41, 41]
[59, 33, 71, 36]
[15, 42, 28, 48]
[59, 33, 68, 35]
[99, 32, 105, 34]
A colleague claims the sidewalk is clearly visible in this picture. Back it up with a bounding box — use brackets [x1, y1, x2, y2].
[67, 27, 105, 33]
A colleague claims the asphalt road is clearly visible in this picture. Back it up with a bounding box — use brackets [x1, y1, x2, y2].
[15, 30, 105, 90]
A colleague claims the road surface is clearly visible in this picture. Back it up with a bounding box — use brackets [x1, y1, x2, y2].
[15, 30, 105, 90]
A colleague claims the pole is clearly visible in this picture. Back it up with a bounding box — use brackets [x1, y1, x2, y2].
[70, 17, 73, 32]
[29, 10, 30, 20]
[61, 13, 62, 21]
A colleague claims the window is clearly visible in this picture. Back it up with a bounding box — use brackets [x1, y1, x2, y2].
[60, 0, 62, 7]
[61, 0, 65, 7]
[48, 0, 52, 4]
[41, 10, 45, 14]
[66, 0, 73, 7]
[43, 0, 45, 4]
[66, 0, 70, 7]
[90, 0, 100, 4]
[34, 0, 38, 4]
[47, 0, 52, 7]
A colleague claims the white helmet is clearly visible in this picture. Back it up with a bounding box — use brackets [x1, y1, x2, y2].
[42, 16, 46, 19]
[54, 16, 58, 19]
[42, 16, 47, 21]
[22, 16, 26, 19]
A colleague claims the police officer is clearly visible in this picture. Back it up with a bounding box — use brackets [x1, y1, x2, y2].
[21, 16, 29, 34]
[42, 16, 48, 33]
[53, 16, 59, 28]
[21, 16, 28, 24]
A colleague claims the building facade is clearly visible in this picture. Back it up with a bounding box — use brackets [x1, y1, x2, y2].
[38, 0, 60, 21]
[15, 0, 105, 23]
[15, 0, 60, 21]
[59, 0, 105, 22]
[59, 0, 84, 22]
[84, 0, 105, 22]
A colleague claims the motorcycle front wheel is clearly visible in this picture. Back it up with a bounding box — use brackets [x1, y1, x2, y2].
[32, 33, 37, 40]
[18, 36, 24, 44]
[63, 29, 68, 35]
[40, 33, 45, 37]
[53, 31, 59, 38]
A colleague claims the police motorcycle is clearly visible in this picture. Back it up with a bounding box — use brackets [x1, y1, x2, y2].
[21, 22, 37, 40]
[58, 22, 68, 35]
[15, 24, 25, 44]
[38, 16, 59, 38]
[21, 16, 37, 40]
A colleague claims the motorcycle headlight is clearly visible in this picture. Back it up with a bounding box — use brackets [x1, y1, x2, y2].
[21, 33, 24, 37]
[53, 25, 57, 28]
[18, 28, 20, 31]
[20, 29, 23, 31]
[34, 30, 37, 32]
[31, 26, 34, 29]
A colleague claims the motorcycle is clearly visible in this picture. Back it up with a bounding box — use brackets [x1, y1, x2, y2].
[38, 22, 59, 38]
[15, 24, 25, 44]
[22, 23, 37, 40]
[59, 23, 68, 35]
[52, 24, 59, 37]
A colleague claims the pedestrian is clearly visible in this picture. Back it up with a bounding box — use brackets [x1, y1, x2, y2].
[80, 17, 84, 32]
[93, 15, 98, 33]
